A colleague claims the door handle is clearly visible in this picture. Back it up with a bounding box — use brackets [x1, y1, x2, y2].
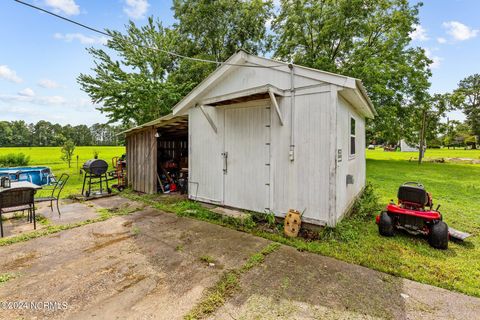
[222, 152, 228, 174]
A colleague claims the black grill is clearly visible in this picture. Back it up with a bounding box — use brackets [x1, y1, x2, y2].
[81, 159, 111, 197]
[82, 159, 108, 176]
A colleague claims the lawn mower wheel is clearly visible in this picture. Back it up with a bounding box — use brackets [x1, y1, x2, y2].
[379, 211, 394, 237]
[428, 221, 449, 249]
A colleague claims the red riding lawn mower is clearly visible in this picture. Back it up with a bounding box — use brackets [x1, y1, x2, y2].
[376, 182, 471, 249]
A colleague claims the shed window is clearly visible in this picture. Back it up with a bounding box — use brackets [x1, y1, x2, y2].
[350, 117, 356, 157]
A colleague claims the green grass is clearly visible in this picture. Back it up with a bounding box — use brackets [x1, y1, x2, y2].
[367, 147, 480, 161]
[0, 146, 125, 198]
[0, 273, 15, 284]
[185, 243, 281, 320]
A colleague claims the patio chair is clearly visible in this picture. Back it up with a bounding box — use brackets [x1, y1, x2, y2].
[35, 173, 69, 216]
[0, 187, 36, 238]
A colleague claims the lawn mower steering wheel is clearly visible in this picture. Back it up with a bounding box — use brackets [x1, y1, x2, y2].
[403, 181, 424, 188]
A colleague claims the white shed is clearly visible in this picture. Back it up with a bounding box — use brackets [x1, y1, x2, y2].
[400, 139, 419, 152]
[125, 50, 376, 227]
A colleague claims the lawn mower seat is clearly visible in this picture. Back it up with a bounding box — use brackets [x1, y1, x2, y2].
[397, 182, 429, 207]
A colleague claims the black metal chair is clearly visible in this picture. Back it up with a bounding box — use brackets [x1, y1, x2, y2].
[35, 173, 69, 216]
[0, 187, 36, 238]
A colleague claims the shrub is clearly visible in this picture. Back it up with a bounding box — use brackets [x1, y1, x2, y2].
[0, 153, 30, 167]
[60, 140, 76, 168]
[349, 182, 380, 220]
[317, 182, 380, 242]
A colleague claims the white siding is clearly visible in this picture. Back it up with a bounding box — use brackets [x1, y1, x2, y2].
[203, 66, 320, 100]
[335, 95, 366, 222]
[268, 90, 333, 225]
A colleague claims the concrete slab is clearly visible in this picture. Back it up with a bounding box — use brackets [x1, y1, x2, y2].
[0, 205, 270, 320]
[37, 201, 100, 225]
[212, 245, 480, 320]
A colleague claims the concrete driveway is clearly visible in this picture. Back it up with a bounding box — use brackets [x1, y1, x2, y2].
[0, 196, 479, 319]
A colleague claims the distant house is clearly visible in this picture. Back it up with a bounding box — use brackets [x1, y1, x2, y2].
[400, 139, 419, 152]
[122, 50, 376, 226]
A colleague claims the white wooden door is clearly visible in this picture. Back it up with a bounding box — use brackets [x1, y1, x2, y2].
[223, 104, 270, 212]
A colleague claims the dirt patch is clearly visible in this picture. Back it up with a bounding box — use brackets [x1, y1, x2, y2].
[2, 251, 39, 269]
[83, 234, 133, 253]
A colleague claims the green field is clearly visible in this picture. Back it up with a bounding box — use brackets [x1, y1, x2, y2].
[0, 146, 125, 197]
[1, 146, 479, 296]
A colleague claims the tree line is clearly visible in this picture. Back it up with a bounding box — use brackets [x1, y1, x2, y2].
[77, 0, 478, 149]
[0, 120, 124, 147]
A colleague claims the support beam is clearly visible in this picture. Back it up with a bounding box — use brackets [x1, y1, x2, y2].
[198, 104, 218, 133]
[268, 88, 284, 126]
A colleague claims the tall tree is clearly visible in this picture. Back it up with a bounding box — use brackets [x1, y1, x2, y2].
[452, 74, 480, 146]
[78, 1, 274, 125]
[0, 122, 13, 146]
[172, 0, 273, 62]
[78, 18, 191, 125]
[272, 0, 432, 143]
[414, 93, 450, 163]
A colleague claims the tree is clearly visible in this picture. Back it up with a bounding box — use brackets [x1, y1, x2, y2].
[78, 18, 191, 125]
[78, 1, 274, 125]
[60, 140, 76, 168]
[452, 74, 480, 147]
[9, 121, 30, 147]
[33, 121, 54, 146]
[272, 0, 432, 143]
[0, 121, 13, 146]
[72, 125, 93, 146]
[172, 0, 273, 62]
[414, 94, 450, 163]
[443, 120, 473, 149]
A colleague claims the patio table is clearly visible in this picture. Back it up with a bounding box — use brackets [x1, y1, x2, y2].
[0, 181, 42, 192]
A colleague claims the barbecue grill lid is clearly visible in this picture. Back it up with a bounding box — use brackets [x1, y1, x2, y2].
[82, 159, 109, 174]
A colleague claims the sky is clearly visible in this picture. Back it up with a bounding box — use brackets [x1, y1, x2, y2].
[0, 0, 479, 126]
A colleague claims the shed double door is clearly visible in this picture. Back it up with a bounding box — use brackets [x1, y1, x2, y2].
[223, 103, 271, 213]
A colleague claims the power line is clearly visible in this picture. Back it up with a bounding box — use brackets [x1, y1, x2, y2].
[14, 0, 285, 69]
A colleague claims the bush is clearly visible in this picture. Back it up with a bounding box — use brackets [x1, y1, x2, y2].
[0, 153, 30, 167]
[317, 182, 380, 242]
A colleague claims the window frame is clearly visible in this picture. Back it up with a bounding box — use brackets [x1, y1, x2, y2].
[349, 115, 356, 159]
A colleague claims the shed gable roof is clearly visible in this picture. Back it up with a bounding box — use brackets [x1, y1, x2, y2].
[172, 50, 376, 118]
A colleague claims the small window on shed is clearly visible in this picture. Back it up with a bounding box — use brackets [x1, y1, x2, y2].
[350, 117, 356, 157]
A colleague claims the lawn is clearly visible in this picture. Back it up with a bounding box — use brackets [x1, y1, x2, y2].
[0, 146, 125, 197]
[360, 149, 479, 295]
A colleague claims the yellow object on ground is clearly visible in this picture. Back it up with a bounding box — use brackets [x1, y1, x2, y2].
[284, 209, 302, 237]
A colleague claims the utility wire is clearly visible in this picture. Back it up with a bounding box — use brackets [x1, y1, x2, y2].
[14, 0, 285, 69]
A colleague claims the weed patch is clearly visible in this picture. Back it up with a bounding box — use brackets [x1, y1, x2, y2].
[0, 273, 15, 284]
[185, 243, 281, 320]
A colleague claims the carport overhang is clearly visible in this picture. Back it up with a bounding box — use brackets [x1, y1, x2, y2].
[120, 114, 188, 136]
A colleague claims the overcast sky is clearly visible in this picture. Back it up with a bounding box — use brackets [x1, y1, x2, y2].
[0, 0, 478, 125]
